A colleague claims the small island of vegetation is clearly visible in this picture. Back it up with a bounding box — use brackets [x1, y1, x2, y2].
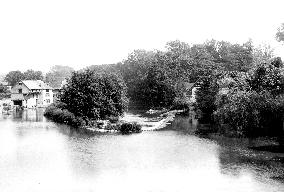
[44, 69, 142, 134]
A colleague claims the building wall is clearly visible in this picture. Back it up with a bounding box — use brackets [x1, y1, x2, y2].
[11, 83, 54, 108]
[26, 97, 37, 108]
[42, 89, 53, 106]
[11, 83, 30, 106]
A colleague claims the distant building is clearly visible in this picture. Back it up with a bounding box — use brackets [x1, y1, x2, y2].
[11, 80, 53, 108]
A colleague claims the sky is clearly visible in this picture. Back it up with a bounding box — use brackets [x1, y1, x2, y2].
[0, 0, 283, 74]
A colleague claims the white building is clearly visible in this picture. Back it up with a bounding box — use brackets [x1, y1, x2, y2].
[11, 80, 54, 108]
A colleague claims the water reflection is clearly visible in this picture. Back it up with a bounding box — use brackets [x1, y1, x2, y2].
[0, 110, 283, 192]
[1, 108, 45, 122]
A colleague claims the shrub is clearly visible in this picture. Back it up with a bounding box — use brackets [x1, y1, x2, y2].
[214, 90, 284, 137]
[44, 104, 86, 128]
[119, 122, 142, 134]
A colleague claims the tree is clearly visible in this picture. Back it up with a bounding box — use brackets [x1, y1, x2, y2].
[0, 84, 7, 93]
[252, 44, 274, 66]
[120, 49, 155, 100]
[0, 83, 10, 99]
[204, 40, 253, 72]
[45, 65, 74, 88]
[215, 57, 284, 137]
[194, 75, 219, 123]
[136, 65, 176, 108]
[276, 23, 284, 42]
[248, 57, 284, 95]
[4, 71, 24, 86]
[23, 69, 43, 80]
[60, 69, 128, 120]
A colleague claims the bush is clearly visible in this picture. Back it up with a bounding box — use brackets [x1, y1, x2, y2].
[214, 90, 284, 137]
[44, 104, 86, 128]
[119, 122, 142, 134]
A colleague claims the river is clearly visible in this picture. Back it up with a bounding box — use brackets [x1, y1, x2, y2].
[0, 109, 284, 192]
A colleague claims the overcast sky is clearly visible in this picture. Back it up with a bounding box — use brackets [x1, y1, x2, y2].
[0, 0, 283, 74]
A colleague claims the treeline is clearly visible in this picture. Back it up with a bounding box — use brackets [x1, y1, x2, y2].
[3, 65, 74, 87]
[4, 33, 283, 137]
[87, 39, 258, 110]
[195, 57, 284, 137]
[80, 38, 283, 137]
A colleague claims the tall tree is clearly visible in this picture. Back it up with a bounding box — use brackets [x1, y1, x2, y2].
[23, 69, 44, 80]
[204, 40, 253, 72]
[60, 69, 128, 119]
[136, 65, 176, 108]
[120, 49, 155, 99]
[4, 71, 24, 86]
[45, 65, 74, 88]
[194, 75, 219, 123]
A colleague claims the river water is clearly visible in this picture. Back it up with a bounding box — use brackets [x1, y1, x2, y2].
[0, 109, 284, 192]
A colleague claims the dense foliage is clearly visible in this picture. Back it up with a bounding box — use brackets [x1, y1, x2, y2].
[134, 65, 176, 108]
[119, 122, 142, 134]
[212, 58, 284, 137]
[4, 71, 24, 86]
[0, 83, 10, 99]
[45, 65, 74, 88]
[194, 75, 219, 123]
[5, 69, 44, 86]
[44, 103, 86, 128]
[60, 69, 128, 120]
[23, 70, 44, 81]
[113, 39, 255, 110]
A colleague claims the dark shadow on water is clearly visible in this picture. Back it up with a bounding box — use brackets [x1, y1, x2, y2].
[218, 143, 284, 182]
[165, 116, 284, 183]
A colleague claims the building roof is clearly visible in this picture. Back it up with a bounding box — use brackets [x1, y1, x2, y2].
[21, 80, 53, 90]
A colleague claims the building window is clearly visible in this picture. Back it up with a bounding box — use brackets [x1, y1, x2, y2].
[46, 89, 49, 92]
[19, 89, 22, 93]
[46, 99, 50, 103]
